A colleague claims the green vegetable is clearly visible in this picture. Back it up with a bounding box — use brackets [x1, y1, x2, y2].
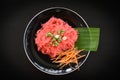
[46, 30, 66, 47]
[58, 30, 65, 35]
[46, 32, 53, 37]
[53, 41, 59, 46]
[57, 36, 62, 43]
[52, 37, 56, 42]
[75, 28, 100, 51]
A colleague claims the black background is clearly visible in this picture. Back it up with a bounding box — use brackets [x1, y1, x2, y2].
[1, 0, 120, 80]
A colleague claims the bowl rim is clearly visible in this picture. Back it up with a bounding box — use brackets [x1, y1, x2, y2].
[23, 7, 90, 75]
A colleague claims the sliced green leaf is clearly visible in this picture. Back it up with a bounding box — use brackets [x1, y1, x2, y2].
[75, 28, 100, 51]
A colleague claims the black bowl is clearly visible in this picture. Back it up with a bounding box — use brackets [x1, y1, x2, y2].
[23, 7, 90, 75]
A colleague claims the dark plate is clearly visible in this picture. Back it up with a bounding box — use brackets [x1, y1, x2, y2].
[23, 7, 90, 75]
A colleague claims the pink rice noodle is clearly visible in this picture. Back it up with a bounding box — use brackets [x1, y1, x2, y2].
[35, 17, 78, 58]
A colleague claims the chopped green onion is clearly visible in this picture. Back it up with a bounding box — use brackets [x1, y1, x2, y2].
[46, 32, 53, 37]
[53, 41, 59, 46]
[58, 30, 65, 35]
[46, 30, 66, 47]
[52, 37, 56, 42]
[57, 36, 62, 43]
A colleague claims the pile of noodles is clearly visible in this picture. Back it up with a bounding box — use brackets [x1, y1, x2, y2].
[35, 17, 78, 58]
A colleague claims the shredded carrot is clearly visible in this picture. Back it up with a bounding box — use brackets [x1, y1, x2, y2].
[51, 48, 86, 69]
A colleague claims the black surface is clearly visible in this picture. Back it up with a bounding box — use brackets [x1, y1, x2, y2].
[1, 0, 120, 80]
